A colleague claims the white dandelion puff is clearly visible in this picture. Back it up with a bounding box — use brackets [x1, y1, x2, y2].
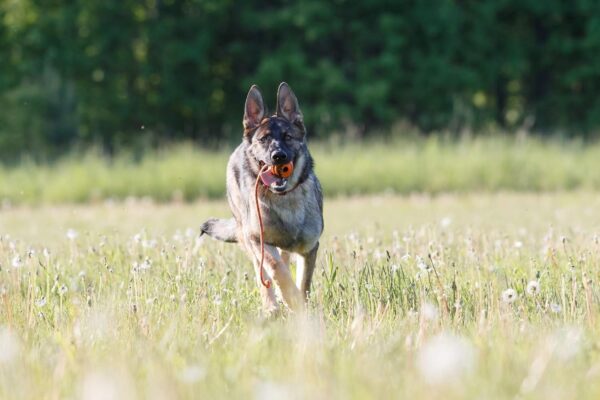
[440, 217, 452, 228]
[416, 333, 476, 385]
[416, 256, 430, 272]
[11, 255, 22, 268]
[550, 303, 562, 314]
[66, 228, 79, 240]
[35, 297, 47, 307]
[0, 327, 20, 364]
[526, 280, 540, 296]
[421, 302, 439, 322]
[501, 288, 518, 304]
[185, 228, 196, 238]
[179, 365, 206, 384]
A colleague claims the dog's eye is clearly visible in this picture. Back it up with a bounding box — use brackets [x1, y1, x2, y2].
[284, 133, 293, 141]
[258, 136, 268, 143]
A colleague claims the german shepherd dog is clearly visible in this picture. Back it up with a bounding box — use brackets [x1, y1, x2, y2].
[201, 83, 323, 314]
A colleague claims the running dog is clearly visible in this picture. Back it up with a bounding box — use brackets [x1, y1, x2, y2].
[201, 82, 323, 314]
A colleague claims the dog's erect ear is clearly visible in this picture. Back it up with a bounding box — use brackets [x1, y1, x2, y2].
[276, 82, 304, 127]
[243, 85, 265, 134]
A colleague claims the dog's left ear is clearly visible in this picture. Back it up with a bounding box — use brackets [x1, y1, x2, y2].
[276, 82, 304, 128]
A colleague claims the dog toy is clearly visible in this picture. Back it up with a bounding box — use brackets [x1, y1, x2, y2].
[270, 161, 294, 178]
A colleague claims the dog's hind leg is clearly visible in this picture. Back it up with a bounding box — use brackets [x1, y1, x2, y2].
[296, 242, 319, 299]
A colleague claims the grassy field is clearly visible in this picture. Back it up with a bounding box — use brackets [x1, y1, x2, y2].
[2, 135, 600, 204]
[2, 193, 600, 399]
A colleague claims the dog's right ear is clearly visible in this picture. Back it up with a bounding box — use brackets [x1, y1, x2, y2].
[243, 85, 265, 135]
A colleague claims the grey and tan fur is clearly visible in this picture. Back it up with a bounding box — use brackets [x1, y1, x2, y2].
[200, 82, 323, 313]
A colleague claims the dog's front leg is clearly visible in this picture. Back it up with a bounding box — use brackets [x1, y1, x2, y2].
[296, 242, 319, 299]
[252, 242, 304, 312]
[241, 236, 279, 315]
[251, 257, 280, 315]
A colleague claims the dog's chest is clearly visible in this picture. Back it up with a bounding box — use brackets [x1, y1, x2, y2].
[260, 184, 322, 252]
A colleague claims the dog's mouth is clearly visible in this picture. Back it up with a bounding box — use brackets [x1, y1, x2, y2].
[258, 161, 289, 193]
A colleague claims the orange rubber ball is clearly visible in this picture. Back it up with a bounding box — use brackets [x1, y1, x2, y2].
[271, 161, 294, 178]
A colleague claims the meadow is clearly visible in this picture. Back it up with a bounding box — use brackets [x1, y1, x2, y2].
[2, 135, 600, 205]
[2, 192, 600, 399]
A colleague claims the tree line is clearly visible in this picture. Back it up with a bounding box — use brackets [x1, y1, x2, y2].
[1, 0, 600, 156]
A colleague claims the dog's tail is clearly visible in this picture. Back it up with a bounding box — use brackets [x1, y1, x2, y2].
[200, 218, 238, 243]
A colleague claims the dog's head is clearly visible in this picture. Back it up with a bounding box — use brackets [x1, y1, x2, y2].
[243, 82, 307, 194]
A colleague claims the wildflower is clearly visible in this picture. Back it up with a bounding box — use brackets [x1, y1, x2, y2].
[59, 285, 68, 296]
[416, 333, 476, 385]
[0, 327, 20, 364]
[550, 303, 562, 314]
[35, 297, 47, 307]
[391, 264, 400, 273]
[416, 256, 430, 272]
[140, 258, 152, 270]
[142, 239, 157, 249]
[514, 241, 523, 249]
[66, 228, 79, 240]
[526, 280, 540, 296]
[501, 288, 518, 304]
[440, 217, 452, 228]
[554, 327, 584, 360]
[421, 302, 439, 322]
[11, 255, 22, 268]
[179, 365, 206, 384]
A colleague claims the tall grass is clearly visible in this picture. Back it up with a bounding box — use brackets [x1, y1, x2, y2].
[1, 194, 600, 399]
[1, 135, 600, 205]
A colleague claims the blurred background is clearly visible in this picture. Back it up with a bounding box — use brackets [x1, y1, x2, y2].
[2, 0, 600, 203]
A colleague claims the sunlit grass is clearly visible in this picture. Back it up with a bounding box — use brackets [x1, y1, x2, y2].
[2, 193, 600, 399]
[1, 135, 600, 205]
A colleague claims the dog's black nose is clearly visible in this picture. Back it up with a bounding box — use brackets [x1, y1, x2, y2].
[271, 151, 288, 164]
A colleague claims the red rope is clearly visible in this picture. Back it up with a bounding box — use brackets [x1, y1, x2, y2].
[255, 165, 271, 288]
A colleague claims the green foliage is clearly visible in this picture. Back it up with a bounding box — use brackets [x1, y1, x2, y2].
[2, 1, 600, 156]
[1, 136, 600, 205]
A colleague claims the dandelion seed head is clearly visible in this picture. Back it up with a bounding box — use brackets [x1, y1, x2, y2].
[550, 303, 562, 314]
[81, 369, 135, 400]
[416, 333, 476, 386]
[526, 280, 540, 296]
[440, 217, 452, 228]
[179, 365, 206, 384]
[501, 288, 518, 304]
[421, 302, 439, 322]
[66, 228, 79, 240]
[11, 255, 22, 268]
[35, 297, 47, 307]
[416, 256, 430, 272]
[0, 327, 20, 364]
